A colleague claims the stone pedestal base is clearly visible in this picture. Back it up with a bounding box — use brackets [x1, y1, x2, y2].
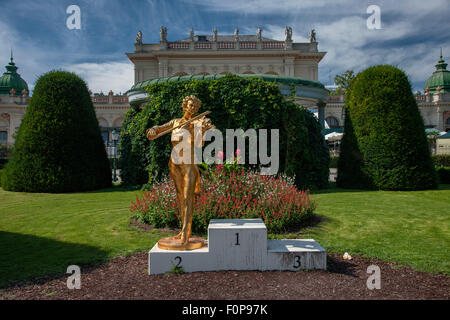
[157, 237, 205, 251]
[149, 219, 326, 274]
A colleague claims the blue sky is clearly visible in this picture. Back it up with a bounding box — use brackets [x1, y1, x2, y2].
[0, 0, 449, 94]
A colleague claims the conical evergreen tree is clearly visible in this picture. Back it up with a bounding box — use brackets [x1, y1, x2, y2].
[338, 65, 437, 190]
[1, 71, 111, 193]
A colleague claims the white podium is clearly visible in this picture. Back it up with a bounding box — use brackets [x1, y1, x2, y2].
[148, 219, 326, 275]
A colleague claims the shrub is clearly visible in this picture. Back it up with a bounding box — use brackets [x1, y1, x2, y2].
[437, 167, 450, 184]
[0, 159, 7, 169]
[338, 65, 437, 190]
[120, 75, 329, 190]
[1, 71, 111, 193]
[130, 165, 316, 234]
[329, 156, 339, 168]
[433, 155, 450, 167]
[336, 107, 372, 189]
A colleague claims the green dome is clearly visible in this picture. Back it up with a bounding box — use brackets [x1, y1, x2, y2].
[0, 56, 29, 96]
[424, 53, 450, 94]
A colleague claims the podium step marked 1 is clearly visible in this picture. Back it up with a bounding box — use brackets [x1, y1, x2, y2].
[149, 219, 326, 274]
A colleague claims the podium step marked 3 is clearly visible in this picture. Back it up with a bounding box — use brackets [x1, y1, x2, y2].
[149, 219, 326, 275]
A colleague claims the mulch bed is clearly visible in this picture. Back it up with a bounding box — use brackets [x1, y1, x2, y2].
[1, 252, 448, 300]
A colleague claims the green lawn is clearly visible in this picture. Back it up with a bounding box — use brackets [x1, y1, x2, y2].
[0, 186, 173, 287]
[0, 184, 449, 287]
[272, 184, 450, 275]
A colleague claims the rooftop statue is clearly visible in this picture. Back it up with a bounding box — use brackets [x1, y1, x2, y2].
[213, 27, 218, 42]
[285, 26, 293, 42]
[136, 30, 143, 44]
[190, 28, 194, 41]
[160, 26, 167, 42]
[234, 27, 239, 41]
[257, 28, 262, 41]
[310, 29, 317, 43]
[146, 96, 215, 250]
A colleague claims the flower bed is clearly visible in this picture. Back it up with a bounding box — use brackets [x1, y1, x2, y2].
[130, 164, 316, 234]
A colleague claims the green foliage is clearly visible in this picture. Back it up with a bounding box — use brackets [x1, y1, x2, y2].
[338, 65, 437, 190]
[334, 70, 355, 94]
[1, 71, 111, 193]
[433, 154, 450, 167]
[437, 167, 450, 184]
[336, 106, 372, 189]
[0, 159, 7, 169]
[329, 156, 339, 168]
[120, 75, 329, 190]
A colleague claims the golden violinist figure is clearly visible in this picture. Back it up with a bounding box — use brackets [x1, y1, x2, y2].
[146, 95, 215, 250]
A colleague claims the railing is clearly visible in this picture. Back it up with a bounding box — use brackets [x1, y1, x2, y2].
[239, 42, 257, 49]
[165, 41, 285, 50]
[195, 42, 212, 49]
[168, 42, 190, 49]
[263, 42, 284, 49]
[218, 42, 234, 49]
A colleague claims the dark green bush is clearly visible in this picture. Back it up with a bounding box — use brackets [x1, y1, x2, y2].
[329, 156, 339, 168]
[0, 159, 7, 169]
[433, 155, 450, 167]
[437, 167, 450, 184]
[336, 107, 372, 189]
[1, 71, 111, 193]
[338, 65, 437, 190]
[120, 75, 329, 190]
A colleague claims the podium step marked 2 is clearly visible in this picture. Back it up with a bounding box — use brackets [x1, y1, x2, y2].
[149, 219, 326, 274]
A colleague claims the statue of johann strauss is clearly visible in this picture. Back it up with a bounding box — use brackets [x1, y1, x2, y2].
[146, 95, 214, 250]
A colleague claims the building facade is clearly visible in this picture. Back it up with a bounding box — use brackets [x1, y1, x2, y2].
[128, 27, 324, 87]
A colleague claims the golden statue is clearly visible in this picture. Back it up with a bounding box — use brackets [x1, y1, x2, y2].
[146, 95, 214, 250]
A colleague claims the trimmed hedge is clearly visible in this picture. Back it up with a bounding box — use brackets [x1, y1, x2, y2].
[433, 155, 450, 167]
[120, 75, 329, 190]
[338, 65, 437, 190]
[329, 156, 339, 168]
[437, 167, 450, 184]
[1, 71, 111, 193]
[0, 159, 7, 169]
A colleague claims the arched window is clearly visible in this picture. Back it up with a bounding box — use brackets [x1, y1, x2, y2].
[326, 116, 340, 128]
[264, 71, 279, 75]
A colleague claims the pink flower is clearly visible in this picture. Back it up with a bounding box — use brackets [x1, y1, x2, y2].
[235, 149, 241, 156]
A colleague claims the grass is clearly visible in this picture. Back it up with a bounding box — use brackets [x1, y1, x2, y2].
[271, 184, 450, 275]
[0, 184, 449, 287]
[0, 186, 174, 287]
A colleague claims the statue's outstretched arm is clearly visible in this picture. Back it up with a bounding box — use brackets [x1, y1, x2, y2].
[146, 119, 176, 140]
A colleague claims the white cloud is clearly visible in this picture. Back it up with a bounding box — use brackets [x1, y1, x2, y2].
[183, 0, 331, 14]
[64, 61, 134, 94]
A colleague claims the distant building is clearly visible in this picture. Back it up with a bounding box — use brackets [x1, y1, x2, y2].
[0, 56, 129, 153]
[126, 26, 329, 126]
